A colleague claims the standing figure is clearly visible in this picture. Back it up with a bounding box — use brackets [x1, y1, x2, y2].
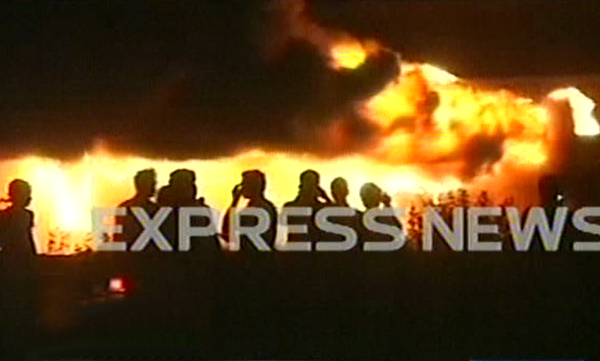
[0, 179, 36, 259]
[282, 170, 332, 248]
[0, 179, 38, 360]
[117, 168, 159, 248]
[319, 177, 360, 248]
[358, 182, 403, 246]
[222, 169, 278, 251]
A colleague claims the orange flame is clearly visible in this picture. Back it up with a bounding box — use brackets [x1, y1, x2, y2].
[329, 40, 380, 69]
[1, 29, 599, 255]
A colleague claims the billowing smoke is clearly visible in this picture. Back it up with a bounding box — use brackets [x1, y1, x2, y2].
[0, 1, 399, 161]
[2, 1, 599, 254]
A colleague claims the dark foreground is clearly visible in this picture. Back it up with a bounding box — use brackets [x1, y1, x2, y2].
[8, 249, 600, 360]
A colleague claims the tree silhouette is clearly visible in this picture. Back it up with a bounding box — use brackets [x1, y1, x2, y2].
[475, 190, 491, 207]
[407, 203, 423, 244]
[499, 196, 516, 243]
[456, 188, 470, 208]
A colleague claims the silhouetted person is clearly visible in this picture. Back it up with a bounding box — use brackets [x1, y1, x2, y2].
[330, 176, 360, 234]
[0, 179, 38, 360]
[0, 179, 36, 259]
[282, 170, 332, 248]
[157, 169, 201, 207]
[158, 169, 213, 249]
[221, 170, 278, 251]
[169, 169, 200, 206]
[331, 177, 350, 207]
[358, 182, 403, 316]
[157, 185, 171, 207]
[219, 171, 278, 348]
[319, 177, 361, 249]
[158, 169, 218, 252]
[117, 169, 159, 248]
[285, 170, 332, 207]
[317, 177, 363, 318]
[154, 170, 218, 338]
[358, 182, 403, 246]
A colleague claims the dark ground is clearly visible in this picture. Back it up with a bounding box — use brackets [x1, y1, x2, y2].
[22, 246, 600, 361]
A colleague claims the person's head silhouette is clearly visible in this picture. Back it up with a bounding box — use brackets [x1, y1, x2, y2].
[241, 170, 266, 200]
[331, 177, 349, 205]
[169, 169, 197, 204]
[7, 179, 32, 209]
[169, 169, 196, 187]
[134, 169, 157, 199]
[299, 169, 320, 198]
[360, 182, 383, 209]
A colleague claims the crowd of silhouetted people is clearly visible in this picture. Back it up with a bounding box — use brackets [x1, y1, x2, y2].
[114, 168, 404, 253]
[0, 169, 570, 260]
[0, 168, 411, 359]
[0, 169, 573, 360]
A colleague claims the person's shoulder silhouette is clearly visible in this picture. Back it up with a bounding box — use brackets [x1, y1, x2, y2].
[119, 169, 159, 211]
[284, 169, 331, 208]
[281, 170, 332, 247]
[157, 185, 172, 207]
[223, 170, 278, 251]
[357, 182, 402, 246]
[244, 170, 278, 247]
[319, 177, 360, 247]
[116, 169, 159, 247]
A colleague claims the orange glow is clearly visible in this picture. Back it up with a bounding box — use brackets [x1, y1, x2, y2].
[330, 41, 368, 69]
[1, 149, 473, 253]
[362, 61, 549, 169]
[1, 35, 598, 254]
[501, 140, 548, 166]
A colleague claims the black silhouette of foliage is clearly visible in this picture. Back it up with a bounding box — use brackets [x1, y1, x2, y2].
[406, 188, 520, 244]
[407, 203, 423, 244]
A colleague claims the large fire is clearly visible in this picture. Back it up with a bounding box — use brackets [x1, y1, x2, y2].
[1, 29, 599, 254]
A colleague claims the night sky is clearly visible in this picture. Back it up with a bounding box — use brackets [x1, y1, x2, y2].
[1, 0, 599, 160]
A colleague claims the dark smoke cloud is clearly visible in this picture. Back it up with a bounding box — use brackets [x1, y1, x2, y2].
[459, 134, 505, 180]
[0, 1, 398, 161]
